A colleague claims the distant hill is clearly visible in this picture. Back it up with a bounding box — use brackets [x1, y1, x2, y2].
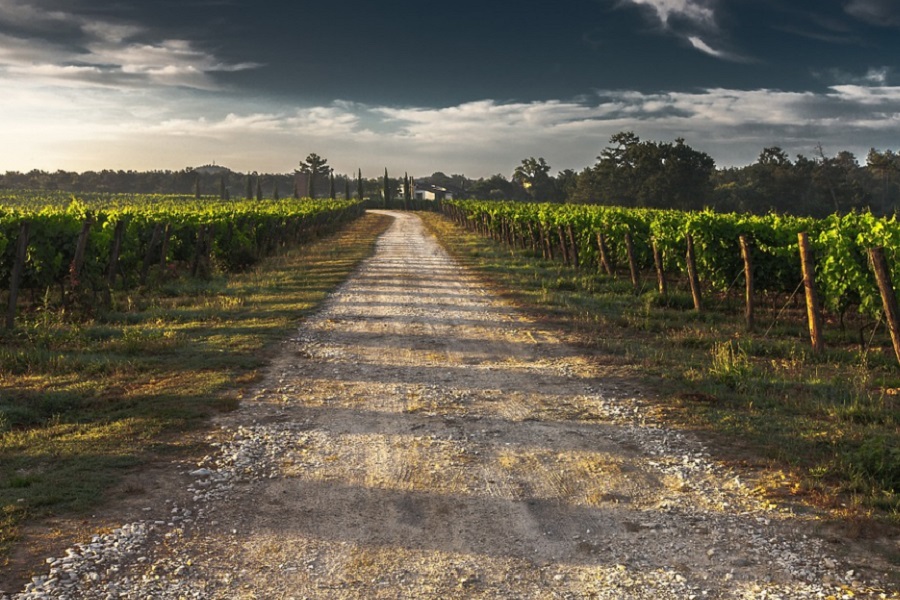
[193, 164, 232, 175]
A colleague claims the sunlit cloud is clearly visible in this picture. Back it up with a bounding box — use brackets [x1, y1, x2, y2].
[2, 79, 899, 175]
[687, 36, 726, 59]
[828, 85, 900, 105]
[0, 0, 260, 90]
[142, 105, 372, 139]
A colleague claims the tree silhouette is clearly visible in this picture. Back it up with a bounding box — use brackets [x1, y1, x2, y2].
[297, 153, 330, 198]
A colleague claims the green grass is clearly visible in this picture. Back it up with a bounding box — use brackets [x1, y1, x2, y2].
[421, 212, 900, 527]
[0, 212, 393, 566]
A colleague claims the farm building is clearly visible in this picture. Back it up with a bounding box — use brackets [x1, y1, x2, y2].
[413, 182, 453, 201]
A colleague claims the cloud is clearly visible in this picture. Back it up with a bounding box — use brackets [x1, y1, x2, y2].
[863, 67, 891, 84]
[828, 85, 900, 105]
[0, 0, 259, 90]
[622, 0, 716, 28]
[818, 66, 896, 89]
[844, 0, 900, 26]
[687, 36, 726, 58]
[616, 0, 749, 61]
[144, 105, 371, 140]
[2, 80, 900, 175]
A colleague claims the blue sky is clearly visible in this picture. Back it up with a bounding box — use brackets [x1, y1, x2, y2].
[1, 0, 899, 178]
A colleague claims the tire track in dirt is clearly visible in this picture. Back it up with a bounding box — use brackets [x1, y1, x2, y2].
[9, 211, 894, 599]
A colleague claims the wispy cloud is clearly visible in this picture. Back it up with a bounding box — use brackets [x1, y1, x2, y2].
[0, 0, 259, 90]
[816, 66, 896, 89]
[844, 0, 900, 27]
[144, 104, 372, 139]
[622, 0, 716, 28]
[687, 36, 726, 59]
[762, 5, 863, 47]
[615, 0, 748, 61]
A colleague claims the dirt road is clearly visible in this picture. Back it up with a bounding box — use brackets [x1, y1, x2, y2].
[7, 211, 895, 599]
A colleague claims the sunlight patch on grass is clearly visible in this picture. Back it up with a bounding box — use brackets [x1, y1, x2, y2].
[421, 211, 900, 523]
[0, 212, 393, 563]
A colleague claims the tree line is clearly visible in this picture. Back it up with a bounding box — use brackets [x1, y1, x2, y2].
[0, 163, 375, 202]
[2, 137, 898, 216]
[484, 134, 898, 217]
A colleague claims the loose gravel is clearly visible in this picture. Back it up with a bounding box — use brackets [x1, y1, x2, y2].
[3, 211, 896, 599]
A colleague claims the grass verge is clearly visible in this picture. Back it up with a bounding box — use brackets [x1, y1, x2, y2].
[421, 212, 900, 530]
[0, 212, 393, 570]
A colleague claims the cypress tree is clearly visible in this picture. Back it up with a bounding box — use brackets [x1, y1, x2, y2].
[404, 172, 411, 209]
[383, 168, 390, 208]
[246, 174, 253, 200]
[344, 178, 350, 200]
[273, 182, 280, 200]
[357, 169, 364, 201]
[256, 176, 262, 201]
[329, 172, 336, 200]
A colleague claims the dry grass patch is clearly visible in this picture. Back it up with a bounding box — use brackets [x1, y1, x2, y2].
[0, 212, 392, 578]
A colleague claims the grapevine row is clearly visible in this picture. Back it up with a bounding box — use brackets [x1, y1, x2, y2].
[443, 200, 900, 323]
[1, 195, 364, 326]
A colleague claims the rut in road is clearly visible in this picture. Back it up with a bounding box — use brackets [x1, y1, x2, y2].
[29, 210, 890, 599]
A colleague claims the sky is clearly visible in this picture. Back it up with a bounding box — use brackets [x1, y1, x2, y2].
[1, 0, 900, 179]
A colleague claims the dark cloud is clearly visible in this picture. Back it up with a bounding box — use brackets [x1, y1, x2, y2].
[844, 0, 900, 26]
[0, 0, 259, 90]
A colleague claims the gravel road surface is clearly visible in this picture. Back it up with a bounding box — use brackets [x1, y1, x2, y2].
[4, 211, 896, 599]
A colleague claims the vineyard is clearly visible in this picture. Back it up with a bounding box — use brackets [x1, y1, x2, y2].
[444, 200, 900, 360]
[0, 193, 364, 327]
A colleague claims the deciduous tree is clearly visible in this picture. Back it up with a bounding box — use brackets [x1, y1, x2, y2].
[513, 157, 554, 201]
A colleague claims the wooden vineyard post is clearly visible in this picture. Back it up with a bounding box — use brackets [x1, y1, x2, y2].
[740, 235, 755, 331]
[68, 218, 93, 293]
[159, 223, 172, 270]
[505, 219, 516, 249]
[685, 234, 702, 311]
[538, 223, 553, 260]
[567, 224, 579, 269]
[107, 220, 126, 288]
[140, 223, 164, 285]
[540, 224, 552, 261]
[190, 225, 215, 277]
[557, 226, 570, 266]
[527, 222, 539, 255]
[651, 238, 667, 295]
[596, 232, 613, 276]
[5, 222, 29, 330]
[191, 226, 207, 277]
[798, 232, 824, 353]
[624, 232, 640, 295]
[868, 247, 900, 367]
